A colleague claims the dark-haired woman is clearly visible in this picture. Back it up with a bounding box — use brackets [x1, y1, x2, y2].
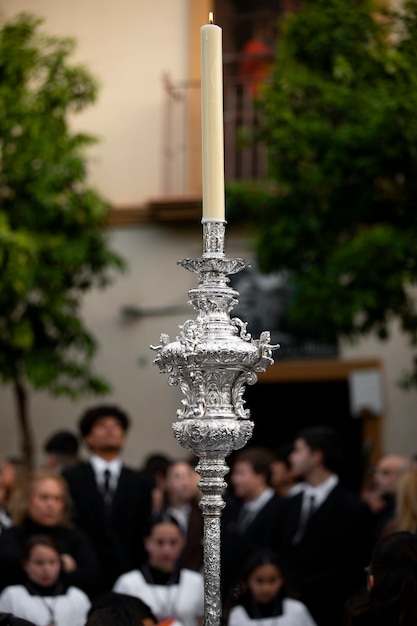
[344, 531, 417, 626]
[226, 548, 316, 626]
[0, 535, 90, 626]
[113, 514, 203, 626]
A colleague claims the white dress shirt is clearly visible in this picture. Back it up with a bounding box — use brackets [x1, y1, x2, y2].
[298, 473, 339, 516]
[90, 454, 122, 493]
[237, 487, 275, 532]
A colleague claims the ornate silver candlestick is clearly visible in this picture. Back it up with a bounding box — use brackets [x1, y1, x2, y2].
[151, 219, 277, 626]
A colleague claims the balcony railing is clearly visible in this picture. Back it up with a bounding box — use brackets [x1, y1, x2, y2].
[162, 54, 271, 196]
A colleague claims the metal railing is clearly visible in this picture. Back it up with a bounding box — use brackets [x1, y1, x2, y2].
[161, 56, 270, 196]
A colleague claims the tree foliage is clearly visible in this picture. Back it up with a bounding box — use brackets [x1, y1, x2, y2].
[0, 13, 125, 461]
[230, 0, 417, 385]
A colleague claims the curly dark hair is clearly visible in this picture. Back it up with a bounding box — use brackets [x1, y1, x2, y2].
[87, 592, 156, 626]
[78, 405, 130, 437]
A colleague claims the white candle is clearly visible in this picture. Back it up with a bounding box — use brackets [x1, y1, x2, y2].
[201, 13, 225, 221]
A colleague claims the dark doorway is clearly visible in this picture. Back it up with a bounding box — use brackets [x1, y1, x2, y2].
[235, 379, 364, 494]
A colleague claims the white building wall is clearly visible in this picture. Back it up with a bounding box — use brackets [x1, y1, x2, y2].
[0, 0, 189, 204]
[2, 218, 417, 466]
[0, 224, 252, 466]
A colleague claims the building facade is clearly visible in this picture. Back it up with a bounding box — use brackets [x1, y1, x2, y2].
[1, 0, 416, 472]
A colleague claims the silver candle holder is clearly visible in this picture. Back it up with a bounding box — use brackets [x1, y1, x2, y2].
[151, 219, 277, 626]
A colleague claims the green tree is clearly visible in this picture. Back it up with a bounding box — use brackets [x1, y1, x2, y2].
[229, 0, 417, 385]
[0, 13, 125, 466]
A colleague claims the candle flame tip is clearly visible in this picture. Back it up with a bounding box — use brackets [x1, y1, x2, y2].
[209, 12, 214, 24]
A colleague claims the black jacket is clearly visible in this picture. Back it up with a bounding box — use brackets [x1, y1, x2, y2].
[221, 490, 283, 599]
[62, 462, 152, 591]
[271, 484, 373, 626]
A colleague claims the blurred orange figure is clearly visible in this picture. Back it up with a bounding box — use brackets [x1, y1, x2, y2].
[239, 22, 276, 96]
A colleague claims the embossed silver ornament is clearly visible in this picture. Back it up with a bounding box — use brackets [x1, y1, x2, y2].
[151, 220, 278, 626]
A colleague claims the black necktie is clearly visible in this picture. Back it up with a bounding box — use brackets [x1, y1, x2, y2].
[102, 468, 113, 505]
[292, 493, 315, 544]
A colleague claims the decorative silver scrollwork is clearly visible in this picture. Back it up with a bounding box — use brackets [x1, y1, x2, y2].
[151, 219, 278, 626]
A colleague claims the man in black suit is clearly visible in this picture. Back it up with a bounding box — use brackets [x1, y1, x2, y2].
[62, 405, 152, 593]
[271, 426, 372, 626]
[221, 446, 282, 603]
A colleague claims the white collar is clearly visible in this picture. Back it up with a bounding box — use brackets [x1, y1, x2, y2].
[243, 487, 274, 512]
[90, 454, 122, 479]
[287, 482, 305, 497]
[302, 474, 339, 509]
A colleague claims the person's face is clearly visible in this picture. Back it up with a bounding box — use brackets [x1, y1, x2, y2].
[84, 416, 125, 455]
[231, 461, 264, 500]
[374, 459, 402, 496]
[247, 563, 283, 604]
[24, 544, 61, 586]
[28, 478, 65, 526]
[145, 522, 185, 571]
[166, 462, 199, 503]
[0, 460, 16, 489]
[289, 438, 316, 479]
[270, 460, 294, 496]
[44, 453, 58, 471]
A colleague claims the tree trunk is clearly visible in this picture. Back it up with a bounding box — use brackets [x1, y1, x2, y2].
[13, 377, 33, 469]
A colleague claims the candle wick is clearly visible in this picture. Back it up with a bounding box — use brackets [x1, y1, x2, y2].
[209, 11, 214, 24]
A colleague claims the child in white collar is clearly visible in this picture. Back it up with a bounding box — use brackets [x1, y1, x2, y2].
[226, 549, 317, 626]
[0, 535, 90, 626]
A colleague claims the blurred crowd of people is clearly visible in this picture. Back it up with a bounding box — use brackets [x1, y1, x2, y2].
[0, 405, 417, 626]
